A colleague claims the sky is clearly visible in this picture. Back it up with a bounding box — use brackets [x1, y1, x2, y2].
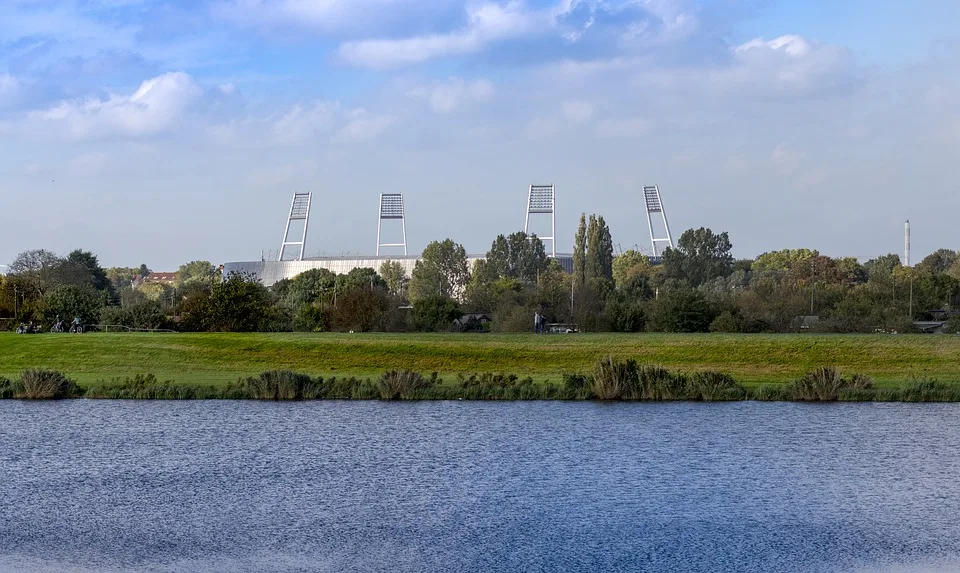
[0, 0, 958, 271]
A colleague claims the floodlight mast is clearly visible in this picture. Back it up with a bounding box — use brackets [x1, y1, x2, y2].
[524, 184, 556, 257]
[643, 185, 674, 258]
[377, 193, 407, 256]
[278, 192, 312, 261]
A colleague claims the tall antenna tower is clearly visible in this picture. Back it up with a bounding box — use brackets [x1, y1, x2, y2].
[278, 192, 312, 261]
[904, 219, 911, 267]
[643, 185, 674, 258]
[377, 193, 407, 256]
[524, 184, 556, 257]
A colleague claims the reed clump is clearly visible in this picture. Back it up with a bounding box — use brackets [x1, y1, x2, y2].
[456, 372, 550, 399]
[783, 366, 872, 401]
[238, 370, 324, 400]
[561, 372, 592, 400]
[14, 369, 82, 399]
[592, 356, 638, 400]
[686, 371, 747, 401]
[632, 364, 687, 400]
[377, 369, 436, 400]
[85, 374, 225, 399]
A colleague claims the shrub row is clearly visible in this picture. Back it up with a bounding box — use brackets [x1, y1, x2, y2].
[3, 363, 960, 402]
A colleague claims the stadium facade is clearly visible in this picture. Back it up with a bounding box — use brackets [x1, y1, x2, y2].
[223, 254, 574, 288]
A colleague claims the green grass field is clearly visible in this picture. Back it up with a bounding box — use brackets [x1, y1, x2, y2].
[2, 331, 959, 388]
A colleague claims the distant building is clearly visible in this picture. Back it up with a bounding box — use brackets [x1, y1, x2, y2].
[223, 254, 574, 288]
[453, 313, 491, 332]
[142, 272, 178, 285]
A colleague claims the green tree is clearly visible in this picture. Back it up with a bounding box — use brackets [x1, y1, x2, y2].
[44, 284, 104, 325]
[411, 295, 461, 332]
[65, 250, 111, 293]
[647, 287, 713, 332]
[176, 260, 218, 288]
[612, 250, 651, 288]
[379, 260, 408, 299]
[203, 272, 272, 331]
[662, 227, 734, 287]
[9, 249, 63, 297]
[330, 287, 390, 332]
[484, 232, 549, 283]
[408, 239, 470, 302]
[752, 249, 819, 272]
[917, 249, 958, 274]
[585, 215, 614, 281]
[573, 214, 587, 288]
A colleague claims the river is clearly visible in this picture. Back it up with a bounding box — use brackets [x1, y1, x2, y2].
[1, 401, 959, 572]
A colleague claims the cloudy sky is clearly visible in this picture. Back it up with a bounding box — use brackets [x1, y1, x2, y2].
[0, 0, 958, 270]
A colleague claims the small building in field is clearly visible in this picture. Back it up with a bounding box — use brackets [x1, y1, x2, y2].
[453, 313, 491, 332]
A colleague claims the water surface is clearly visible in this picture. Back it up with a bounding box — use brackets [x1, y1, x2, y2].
[2, 401, 959, 572]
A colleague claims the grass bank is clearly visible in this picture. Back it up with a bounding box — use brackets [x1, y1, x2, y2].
[1, 332, 959, 389]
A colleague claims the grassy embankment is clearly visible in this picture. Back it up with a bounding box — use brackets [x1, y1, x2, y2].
[1, 331, 958, 390]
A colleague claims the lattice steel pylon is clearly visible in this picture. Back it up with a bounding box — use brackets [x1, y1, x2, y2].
[278, 192, 312, 261]
[377, 193, 407, 256]
[643, 185, 674, 258]
[524, 184, 556, 257]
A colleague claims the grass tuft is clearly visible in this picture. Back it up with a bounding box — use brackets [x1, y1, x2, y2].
[15, 369, 81, 399]
[377, 369, 436, 400]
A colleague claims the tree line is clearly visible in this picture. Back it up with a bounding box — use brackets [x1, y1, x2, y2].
[3, 219, 959, 333]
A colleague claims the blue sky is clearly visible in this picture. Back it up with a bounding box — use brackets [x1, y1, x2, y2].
[1, 0, 958, 270]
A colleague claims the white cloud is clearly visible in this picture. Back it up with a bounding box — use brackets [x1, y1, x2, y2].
[272, 101, 340, 144]
[26, 72, 201, 140]
[338, 2, 538, 67]
[410, 77, 495, 113]
[562, 100, 594, 123]
[335, 110, 394, 142]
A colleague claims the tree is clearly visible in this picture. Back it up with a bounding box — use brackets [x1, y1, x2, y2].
[408, 239, 470, 302]
[176, 260, 218, 288]
[752, 249, 818, 272]
[484, 232, 549, 283]
[647, 287, 713, 332]
[65, 250, 111, 293]
[203, 272, 272, 331]
[379, 260, 408, 299]
[330, 287, 390, 332]
[662, 227, 734, 287]
[917, 249, 958, 274]
[44, 284, 104, 324]
[573, 214, 587, 288]
[612, 250, 651, 288]
[9, 249, 63, 297]
[337, 267, 386, 291]
[585, 215, 614, 281]
[411, 295, 461, 332]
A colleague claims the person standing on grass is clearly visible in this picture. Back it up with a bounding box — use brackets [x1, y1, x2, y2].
[534, 311, 541, 334]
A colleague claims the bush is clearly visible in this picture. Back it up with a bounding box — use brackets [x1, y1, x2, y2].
[0, 377, 14, 399]
[592, 356, 638, 400]
[15, 369, 81, 399]
[686, 371, 747, 401]
[455, 372, 544, 399]
[893, 378, 960, 402]
[84, 374, 224, 399]
[378, 370, 436, 400]
[709, 311, 739, 333]
[561, 372, 592, 400]
[239, 370, 321, 400]
[784, 366, 873, 401]
[411, 296, 461, 332]
[632, 364, 687, 400]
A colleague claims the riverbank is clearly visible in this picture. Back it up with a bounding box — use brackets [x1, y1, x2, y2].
[2, 331, 958, 388]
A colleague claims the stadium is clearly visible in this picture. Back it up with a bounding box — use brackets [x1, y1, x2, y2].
[222, 185, 673, 287]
